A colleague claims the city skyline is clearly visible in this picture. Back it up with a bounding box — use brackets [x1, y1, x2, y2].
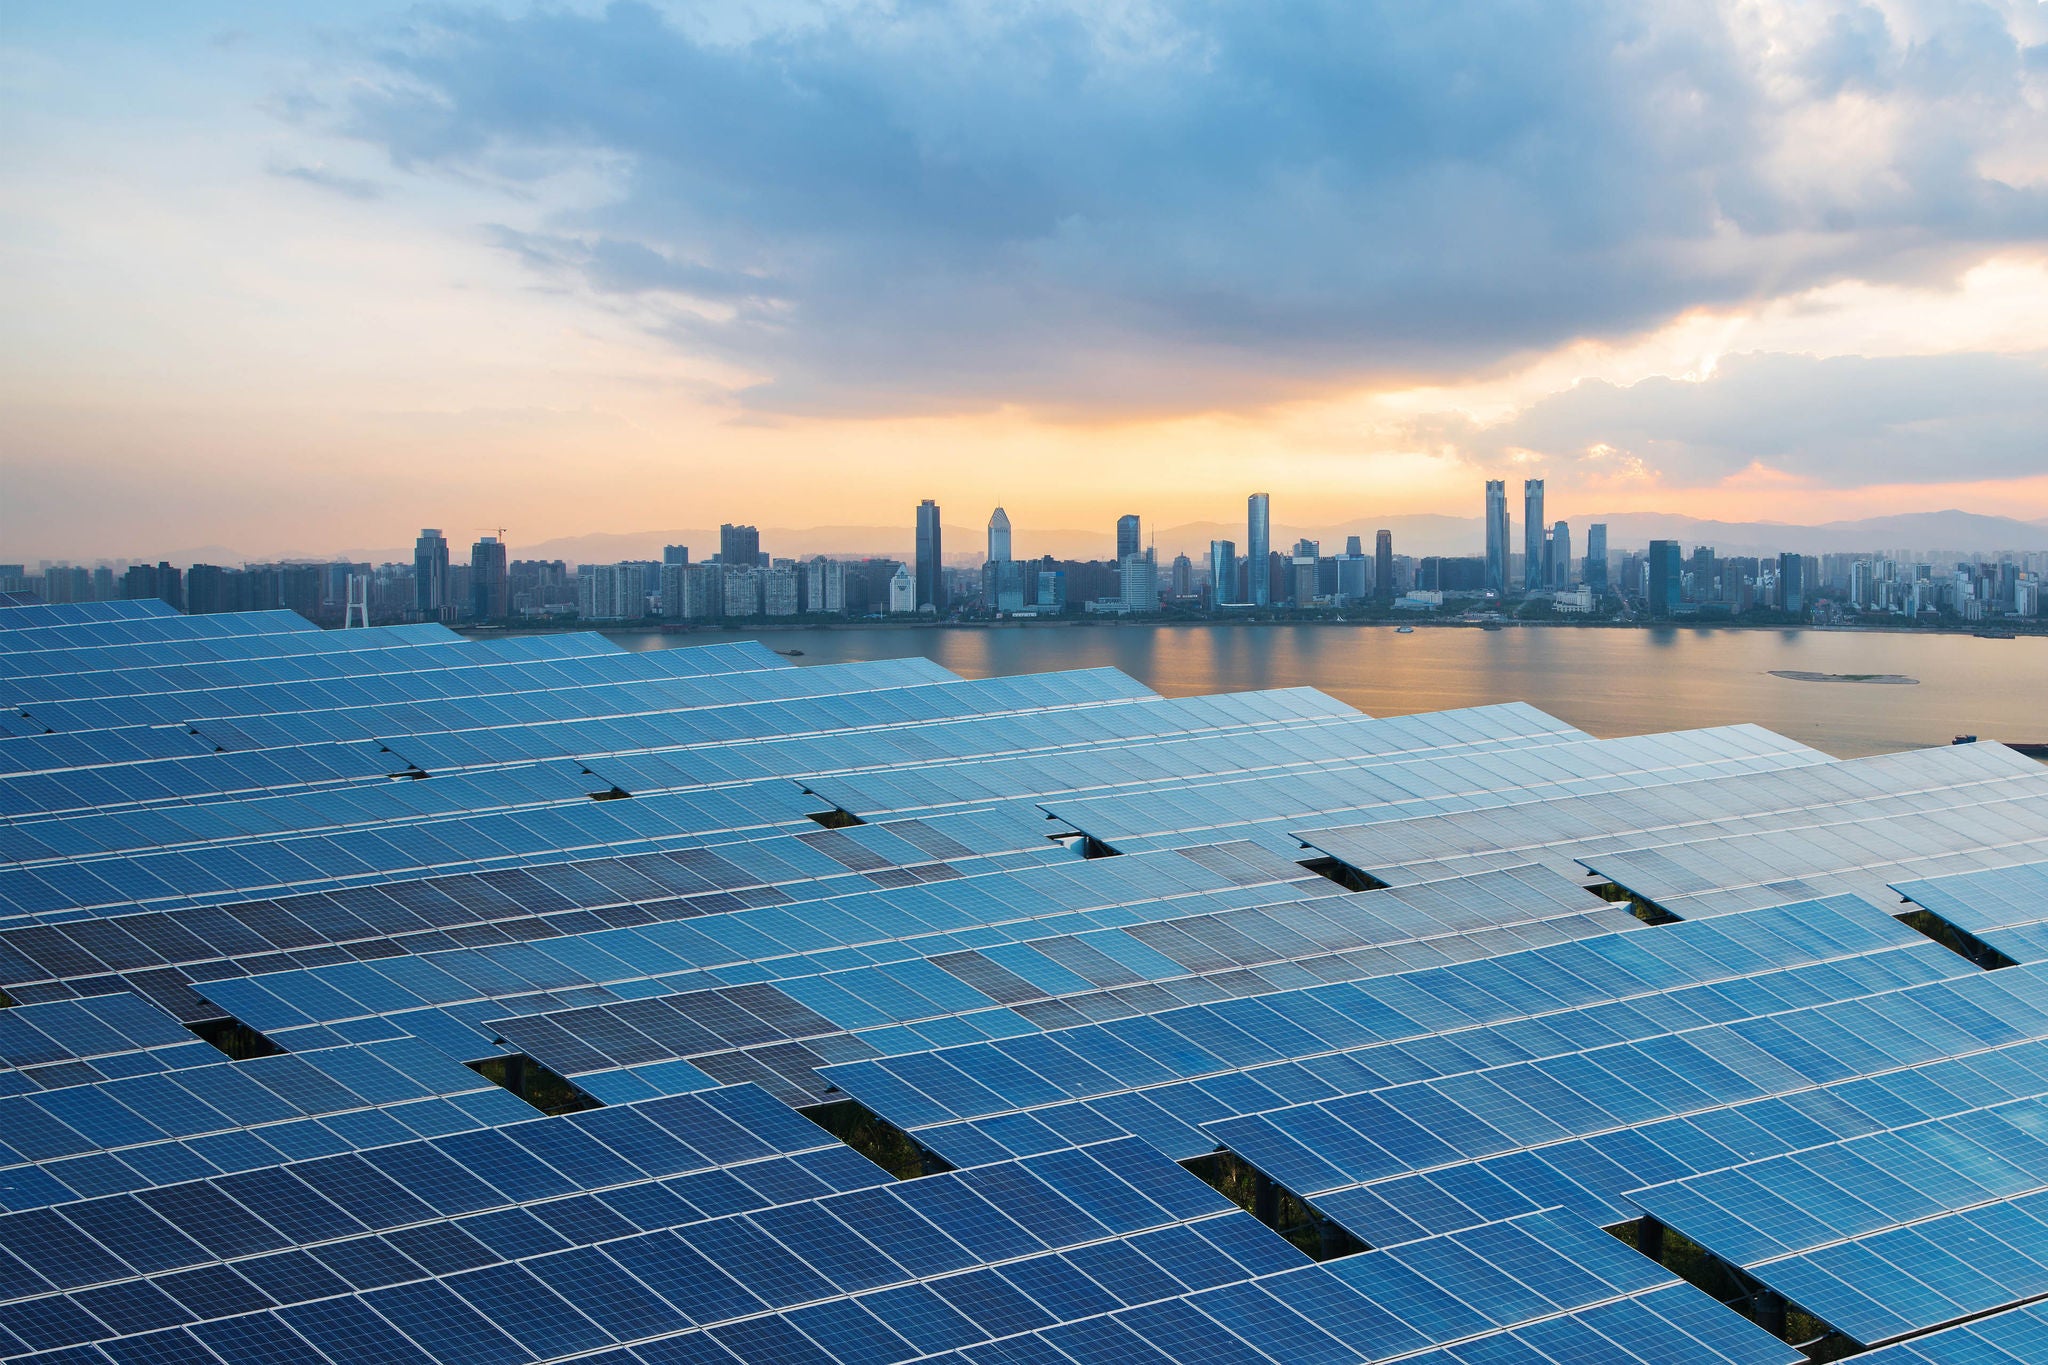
[6, 5, 2048, 556]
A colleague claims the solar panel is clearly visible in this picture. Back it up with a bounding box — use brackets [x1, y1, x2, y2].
[9, 606, 2045, 1364]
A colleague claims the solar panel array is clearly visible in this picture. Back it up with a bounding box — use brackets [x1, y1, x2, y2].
[3, 599, 2043, 1363]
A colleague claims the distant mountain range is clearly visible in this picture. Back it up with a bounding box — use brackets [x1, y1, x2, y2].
[118, 508, 2048, 569]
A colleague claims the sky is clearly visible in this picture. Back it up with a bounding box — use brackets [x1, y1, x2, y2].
[3, 0, 2047, 562]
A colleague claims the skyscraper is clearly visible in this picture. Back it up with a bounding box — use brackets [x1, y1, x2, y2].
[1777, 552, 1805, 614]
[719, 524, 760, 567]
[1551, 521, 1572, 588]
[1337, 540, 1368, 604]
[469, 535, 508, 621]
[662, 545, 689, 566]
[1375, 529, 1394, 601]
[1484, 481, 1509, 594]
[1648, 540, 1682, 616]
[1247, 493, 1271, 606]
[1208, 540, 1237, 605]
[987, 506, 1012, 563]
[413, 529, 449, 618]
[1586, 524, 1609, 592]
[1116, 515, 1141, 562]
[1523, 479, 1546, 591]
[915, 499, 945, 612]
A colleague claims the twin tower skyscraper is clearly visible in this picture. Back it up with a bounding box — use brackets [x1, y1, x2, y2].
[1487, 478, 1603, 595]
[1484, 478, 1550, 594]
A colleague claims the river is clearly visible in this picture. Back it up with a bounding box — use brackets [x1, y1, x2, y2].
[599, 623, 2046, 760]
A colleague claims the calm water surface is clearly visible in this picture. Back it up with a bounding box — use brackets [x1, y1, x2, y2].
[604, 624, 2047, 759]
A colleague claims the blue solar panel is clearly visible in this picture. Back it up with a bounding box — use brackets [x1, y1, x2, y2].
[9, 607, 2048, 1363]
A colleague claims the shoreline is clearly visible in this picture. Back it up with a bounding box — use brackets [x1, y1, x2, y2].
[460, 616, 2046, 640]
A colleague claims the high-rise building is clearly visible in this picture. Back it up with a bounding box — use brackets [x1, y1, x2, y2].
[722, 566, 761, 617]
[1484, 481, 1509, 594]
[719, 524, 760, 567]
[413, 529, 450, 618]
[577, 562, 645, 621]
[1551, 521, 1572, 588]
[915, 499, 945, 612]
[1170, 553, 1193, 598]
[1118, 552, 1157, 610]
[1116, 515, 1141, 562]
[1523, 480, 1546, 591]
[1208, 540, 1237, 605]
[670, 564, 724, 618]
[663, 545, 689, 566]
[803, 557, 845, 615]
[1336, 542, 1369, 604]
[1247, 494, 1271, 606]
[659, 562, 688, 618]
[1585, 524, 1609, 592]
[1375, 530, 1394, 601]
[469, 536, 508, 621]
[987, 507, 1012, 564]
[762, 566, 799, 617]
[889, 563, 917, 614]
[1648, 540, 1683, 616]
[1777, 552, 1805, 614]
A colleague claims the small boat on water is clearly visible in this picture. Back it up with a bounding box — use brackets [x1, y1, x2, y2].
[777, 649, 806, 657]
[1395, 625, 1415, 634]
[1973, 630, 2017, 640]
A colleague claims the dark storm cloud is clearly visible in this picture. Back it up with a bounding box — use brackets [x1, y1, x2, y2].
[340, 0, 2048, 413]
[1491, 351, 2048, 485]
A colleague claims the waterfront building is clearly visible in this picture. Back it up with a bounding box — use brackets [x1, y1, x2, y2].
[1208, 540, 1237, 605]
[1116, 514, 1141, 562]
[1522, 479, 1546, 591]
[1337, 539, 1369, 604]
[1648, 539, 1683, 616]
[1036, 566, 1067, 611]
[577, 561, 646, 621]
[719, 524, 761, 568]
[1247, 492, 1271, 605]
[723, 565, 762, 617]
[1484, 480, 1510, 594]
[468, 535, 508, 621]
[987, 507, 1012, 563]
[412, 529, 449, 618]
[762, 565, 799, 617]
[803, 556, 845, 614]
[1585, 523, 1609, 592]
[1375, 529, 1394, 601]
[915, 499, 945, 612]
[1551, 520, 1572, 589]
[1778, 551, 1805, 615]
[888, 562, 917, 613]
[1170, 553, 1193, 599]
[663, 544, 689, 566]
[1118, 552, 1158, 610]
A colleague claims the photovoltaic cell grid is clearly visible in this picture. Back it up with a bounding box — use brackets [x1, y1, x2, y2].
[0, 599, 2041, 1362]
[1893, 860, 2048, 965]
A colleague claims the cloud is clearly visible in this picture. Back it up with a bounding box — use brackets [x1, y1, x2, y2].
[267, 160, 382, 200]
[1478, 350, 2048, 486]
[485, 227, 779, 302]
[330, 0, 2048, 414]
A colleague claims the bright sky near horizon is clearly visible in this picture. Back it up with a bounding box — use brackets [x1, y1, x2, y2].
[3, 0, 2047, 560]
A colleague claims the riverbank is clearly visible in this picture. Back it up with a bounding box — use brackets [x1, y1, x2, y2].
[460, 615, 2045, 640]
